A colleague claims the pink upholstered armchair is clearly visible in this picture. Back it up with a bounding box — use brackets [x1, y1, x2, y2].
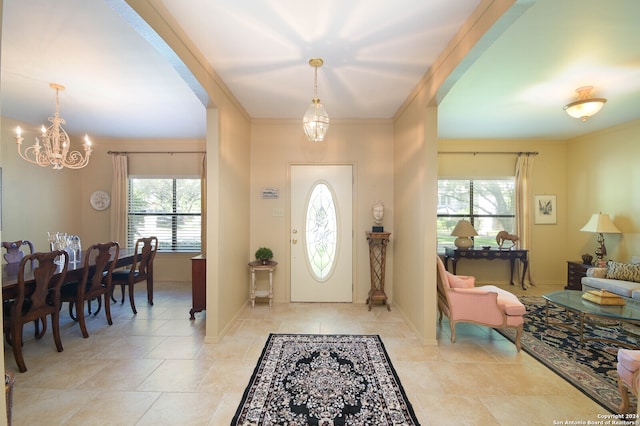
[436, 255, 526, 351]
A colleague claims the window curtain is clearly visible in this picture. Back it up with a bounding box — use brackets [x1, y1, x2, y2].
[110, 154, 128, 247]
[515, 154, 535, 287]
[200, 154, 207, 255]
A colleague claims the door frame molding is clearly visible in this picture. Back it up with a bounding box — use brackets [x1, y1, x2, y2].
[286, 162, 357, 303]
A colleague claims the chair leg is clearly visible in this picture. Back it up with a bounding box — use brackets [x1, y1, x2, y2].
[449, 320, 457, 343]
[51, 311, 63, 352]
[129, 282, 137, 315]
[34, 317, 47, 339]
[76, 300, 90, 338]
[147, 277, 153, 305]
[120, 284, 126, 304]
[618, 376, 631, 413]
[93, 296, 103, 316]
[11, 322, 27, 373]
[104, 294, 113, 326]
[514, 324, 523, 352]
[69, 301, 78, 321]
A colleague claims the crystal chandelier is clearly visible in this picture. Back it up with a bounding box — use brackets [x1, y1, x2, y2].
[303, 58, 330, 142]
[15, 83, 92, 170]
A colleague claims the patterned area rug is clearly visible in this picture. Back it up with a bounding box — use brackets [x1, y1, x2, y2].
[232, 334, 420, 425]
[498, 296, 639, 414]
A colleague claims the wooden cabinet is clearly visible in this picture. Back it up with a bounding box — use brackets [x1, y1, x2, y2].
[566, 261, 591, 291]
[190, 254, 206, 319]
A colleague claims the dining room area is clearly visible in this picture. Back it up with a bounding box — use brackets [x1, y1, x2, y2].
[0, 118, 206, 422]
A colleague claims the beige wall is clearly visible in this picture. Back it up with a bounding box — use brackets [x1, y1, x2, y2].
[209, 106, 251, 341]
[437, 139, 569, 286]
[567, 119, 640, 263]
[249, 119, 394, 305]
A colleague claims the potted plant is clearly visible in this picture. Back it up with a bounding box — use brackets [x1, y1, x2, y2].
[255, 247, 274, 264]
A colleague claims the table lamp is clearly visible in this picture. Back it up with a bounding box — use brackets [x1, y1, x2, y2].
[580, 213, 621, 267]
[451, 220, 478, 250]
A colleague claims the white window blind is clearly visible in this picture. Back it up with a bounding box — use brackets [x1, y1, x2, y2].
[127, 178, 201, 252]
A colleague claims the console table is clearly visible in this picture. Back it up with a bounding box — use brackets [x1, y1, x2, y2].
[443, 247, 529, 289]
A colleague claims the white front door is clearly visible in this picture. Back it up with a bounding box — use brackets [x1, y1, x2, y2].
[290, 165, 353, 302]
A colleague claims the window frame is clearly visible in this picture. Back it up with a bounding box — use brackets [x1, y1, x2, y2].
[127, 177, 202, 253]
[437, 178, 515, 251]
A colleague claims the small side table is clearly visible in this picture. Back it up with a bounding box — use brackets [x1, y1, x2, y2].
[248, 260, 277, 307]
[566, 261, 592, 290]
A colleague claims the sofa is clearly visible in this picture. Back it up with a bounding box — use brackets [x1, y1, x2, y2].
[581, 256, 640, 300]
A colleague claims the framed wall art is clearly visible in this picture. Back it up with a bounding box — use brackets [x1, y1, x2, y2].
[534, 194, 556, 224]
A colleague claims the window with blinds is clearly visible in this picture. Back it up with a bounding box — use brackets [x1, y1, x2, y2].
[437, 178, 515, 252]
[127, 178, 201, 252]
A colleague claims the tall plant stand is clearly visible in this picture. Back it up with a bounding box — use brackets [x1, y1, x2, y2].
[366, 231, 391, 311]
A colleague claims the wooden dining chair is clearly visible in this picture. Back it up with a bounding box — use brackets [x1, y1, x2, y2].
[3, 250, 68, 372]
[111, 237, 158, 314]
[60, 242, 119, 338]
[2, 240, 34, 264]
[3, 240, 48, 344]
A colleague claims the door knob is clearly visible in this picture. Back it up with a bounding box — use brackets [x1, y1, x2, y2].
[292, 229, 298, 234]
[292, 238, 298, 244]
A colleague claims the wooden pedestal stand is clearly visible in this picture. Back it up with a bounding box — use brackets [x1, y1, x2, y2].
[366, 231, 391, 311]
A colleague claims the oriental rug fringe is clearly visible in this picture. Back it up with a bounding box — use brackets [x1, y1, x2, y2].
[231, 334, 421, 425]
[497, 296, 638, 414]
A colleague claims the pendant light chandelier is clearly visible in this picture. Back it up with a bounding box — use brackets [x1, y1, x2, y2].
[15, 83, 92, 170]
[563, 86, 607, 122]
[303, 58, 330, 142]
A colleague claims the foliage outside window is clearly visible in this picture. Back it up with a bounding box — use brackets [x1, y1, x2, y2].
[437, 178, 515, 252]
[128, 178, 201, 252]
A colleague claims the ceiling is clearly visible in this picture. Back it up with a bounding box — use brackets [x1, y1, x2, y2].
[1, 0, 639, 141]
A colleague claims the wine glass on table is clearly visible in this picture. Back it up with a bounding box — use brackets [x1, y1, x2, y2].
[68, 236, 81, 264]
[54, 233, 67, 265]
[47, 232, 58, 251]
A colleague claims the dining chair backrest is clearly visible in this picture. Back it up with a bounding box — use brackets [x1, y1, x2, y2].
[15, 250, 69, 321]
[2, 240, 35, 264]
[79, 242, 120, 299]
[8, 250, 69, 372]
[130, 237, 158, 279]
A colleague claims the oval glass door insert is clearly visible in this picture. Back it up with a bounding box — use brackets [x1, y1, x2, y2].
[305, 182, 338, 281]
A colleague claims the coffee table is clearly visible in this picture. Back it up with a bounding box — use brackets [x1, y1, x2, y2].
[543, 290, 640, 348]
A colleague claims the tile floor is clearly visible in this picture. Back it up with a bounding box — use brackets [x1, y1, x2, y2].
[4, 281, 609, 425]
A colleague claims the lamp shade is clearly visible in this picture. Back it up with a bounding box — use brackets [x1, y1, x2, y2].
[451, 220, 478, 250]
[563, 86, 607, 122]
[451, 220, 478, 237]
[580, 213, 621, 234]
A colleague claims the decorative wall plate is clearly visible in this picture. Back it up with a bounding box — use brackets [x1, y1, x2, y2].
[90, 190, 111, 211]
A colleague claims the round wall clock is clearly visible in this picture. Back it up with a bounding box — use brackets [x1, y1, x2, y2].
[90, 190, 111, 211]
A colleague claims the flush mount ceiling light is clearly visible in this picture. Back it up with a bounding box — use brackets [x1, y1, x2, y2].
[563, 86, 607, 121]
[15, 83, 92, 170]
[303, 58, 330, 142]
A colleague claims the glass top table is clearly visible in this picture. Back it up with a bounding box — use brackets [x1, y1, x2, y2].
[543, 290, 640, 347]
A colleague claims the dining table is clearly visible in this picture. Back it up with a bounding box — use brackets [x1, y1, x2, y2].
[2, 247, 136, 301]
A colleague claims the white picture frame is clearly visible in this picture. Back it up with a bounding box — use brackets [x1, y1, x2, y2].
[534, 195, 557, 224]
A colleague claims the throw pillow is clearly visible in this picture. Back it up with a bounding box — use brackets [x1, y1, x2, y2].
[446, 271, 475, 289]
[587, 267, 607, 278]
[606, 261, 640, 283]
